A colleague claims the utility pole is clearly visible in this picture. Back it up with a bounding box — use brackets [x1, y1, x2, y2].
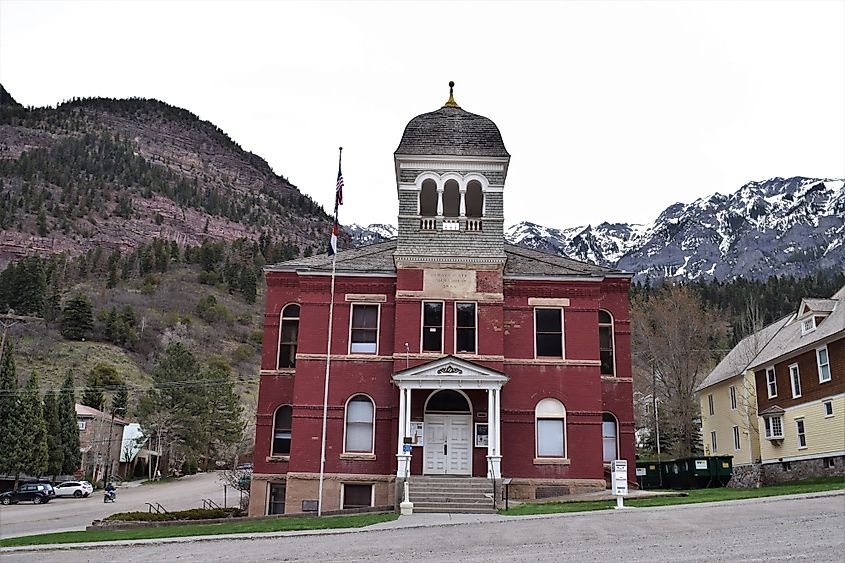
[103, 406, 125, 485]
[0, 311, 42, 365]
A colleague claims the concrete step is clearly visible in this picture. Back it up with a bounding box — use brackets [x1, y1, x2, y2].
[410, 486, 492, 494]
[410, 494, 493, 503]
[413, 504, 497, 514]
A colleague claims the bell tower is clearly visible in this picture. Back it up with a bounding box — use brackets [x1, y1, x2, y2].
[393, 82, 510, 268]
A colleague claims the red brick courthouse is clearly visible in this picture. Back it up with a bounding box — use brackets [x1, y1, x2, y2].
[249, 88, 635, 515]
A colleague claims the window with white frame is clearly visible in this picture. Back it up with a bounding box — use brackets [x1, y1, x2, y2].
[344, 395, 374, 453]
[729, 385, 737, 410]
[422, 302, 444, 353]
[535, 308, 563, 358]
[342, 483, 373, 509]
[789, 364, 801, 398]
[801, 317, 816, 335]
[272, 405, 292, 456]
[602, 413, 618, 463]
[707, 394, 714, 416]
[766, 367, 777, 398]
[817, 346, 831, 383]
[796, 418, 807, 448]
[77, 420, 86, 431]
[535, 398, 566, 458]
[710, 431, 718, 452]
[277, 304, 300, 369]
[823, 400, 834, 417]
[732, 425, 741, 451]
[350, 304, 379, 354]
[764, 415, 784, 439]
[455, 302, 477, 354]
[598, 310, 615, 375]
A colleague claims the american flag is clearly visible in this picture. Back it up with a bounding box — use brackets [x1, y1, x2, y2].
[328, 156, 344, 256]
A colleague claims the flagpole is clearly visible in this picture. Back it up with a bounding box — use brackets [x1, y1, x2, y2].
[318, 147, 342, 517]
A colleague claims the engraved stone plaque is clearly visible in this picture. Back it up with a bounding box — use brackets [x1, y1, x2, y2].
[423, 269, 476, 298]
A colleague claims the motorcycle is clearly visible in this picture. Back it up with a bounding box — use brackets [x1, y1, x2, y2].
[103, 489, 116, 503]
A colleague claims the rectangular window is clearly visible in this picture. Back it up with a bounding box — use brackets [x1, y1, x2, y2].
[764, 416, 784, 439]
[455, 302, 477, 354]
[268, 484, 286, 515]
[537, 419, 565, 457]
[789, 364, 801, 398]
[817, 346, 831, 383]
[77, 420, 86, 431]
[732, 425, 741, 451]
[796, 419, 807, 448]
[350, 304, 379, 354]
[801, 317, 815, 335]
[342, 484, 373, 509]
[766, 367, 777, 398]
[535, 308, 563, 358]
[729, 385, 737, 410]
[782, 461, 791, 472]
[710, 431, 718, 453]
[422, 302, 444, 353]
[824, 457, 836, 469]
[823, 400, 834, 417]
[707, 394, 714, 416]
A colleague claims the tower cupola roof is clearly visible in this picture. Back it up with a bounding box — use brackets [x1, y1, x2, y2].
[395, 82, 509, 158]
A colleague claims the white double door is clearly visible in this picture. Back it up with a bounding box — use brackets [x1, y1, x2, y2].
[423, 414, 472, 475]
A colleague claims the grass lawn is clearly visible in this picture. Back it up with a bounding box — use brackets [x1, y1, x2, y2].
[500, 477, 845, 516]
[0, 512, 398, 548]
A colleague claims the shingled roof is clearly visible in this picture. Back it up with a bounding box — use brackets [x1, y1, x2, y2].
[395, 106, 509, 158]
[265, 240, 623, 278]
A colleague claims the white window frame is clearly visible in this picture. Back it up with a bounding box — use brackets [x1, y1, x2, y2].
[764, 415, 784, 439]
[601, 412, 619, 463]
[77, 420, 86, 431]
[801, 317, 816, 335]
[271, 404, 293, 457]
[710, 431, 717, 453]
[343, 394, 375, 454]
[789, 363, 801, 399]
[535, 398, 567, 459]
[348, 303, 380, 355]
[534, 307, 565, 359]
[277, 303, 300, 370]
[795, 418, 807, 449]
[707, 394, 714, 416]
[598, 309, 616, 376]
[420, 300, 445, 353]
[732, 425, 741, 451]
[766, 367, 777, 398]
[729, 385, 737, 410]
[823, 400, 834, 417]
[340, 482, 375, 509]
[816, 345, 831, 383]
[454, 301, 478, 355]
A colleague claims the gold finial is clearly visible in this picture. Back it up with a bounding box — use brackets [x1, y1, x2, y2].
[443, 80, 460, 108]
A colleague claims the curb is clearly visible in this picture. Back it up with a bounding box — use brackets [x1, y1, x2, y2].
[2, 489, 842, 553]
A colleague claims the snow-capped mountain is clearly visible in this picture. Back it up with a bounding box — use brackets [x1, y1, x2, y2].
[508, 177, 844, 280]
[347, 177, 844, 281]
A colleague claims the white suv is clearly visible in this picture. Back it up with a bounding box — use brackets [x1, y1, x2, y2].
[53, 481, 94, 498]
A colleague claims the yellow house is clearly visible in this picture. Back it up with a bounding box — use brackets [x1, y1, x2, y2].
[698, 318, 787, 470]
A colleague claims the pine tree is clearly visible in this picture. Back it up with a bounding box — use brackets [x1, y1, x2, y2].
[240, 267, 257, 304]
[0, 340, 23, 480]
[20, 374, 48, 478]
[60, 294, 93, 340]
[112, 382, 128, 415]
[81, 369, 105, 411]
[59, 372, 81, 475]
[43, 387, 64, 480]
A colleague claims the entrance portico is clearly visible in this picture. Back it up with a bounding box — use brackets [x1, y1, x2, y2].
[393, 357, 508, 479]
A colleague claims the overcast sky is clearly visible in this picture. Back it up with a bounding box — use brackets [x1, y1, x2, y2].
[1, 1, 843, 229]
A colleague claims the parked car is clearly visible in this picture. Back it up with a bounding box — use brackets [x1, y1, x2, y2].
[53, 480, 94, 498]
[0, 483, 55, 505]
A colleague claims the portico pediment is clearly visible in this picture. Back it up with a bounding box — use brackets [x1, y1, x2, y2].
[393, 356, 508, 389]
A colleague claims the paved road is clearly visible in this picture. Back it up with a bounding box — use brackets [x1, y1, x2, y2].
[3, 493, 843, 562]
[0, 472, 229, 539]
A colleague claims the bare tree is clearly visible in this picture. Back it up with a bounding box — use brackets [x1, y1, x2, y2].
[632, 284, 728, 457]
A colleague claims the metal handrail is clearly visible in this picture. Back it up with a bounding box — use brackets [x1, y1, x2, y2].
[146, 502, 168, 514]
[202, 498, 221, 510]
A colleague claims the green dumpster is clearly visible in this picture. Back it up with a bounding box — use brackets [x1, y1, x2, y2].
[662, 456, 733, 489]
[635, 460, 665, 489]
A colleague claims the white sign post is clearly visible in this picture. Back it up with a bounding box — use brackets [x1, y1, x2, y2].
[612, 459, 628, 509]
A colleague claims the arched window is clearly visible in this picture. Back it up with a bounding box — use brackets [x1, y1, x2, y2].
[598, 310, 615, 375]
[442, 179, 460, 217]
[420, 179, 438, 217]
[277, 304, 300, 369]
[344, 395, 375, 453]
[465, 180, 483, 217]
[602, 412, 618, 462]
[535, 398, 566, 458]
[272, 405, 292, 456]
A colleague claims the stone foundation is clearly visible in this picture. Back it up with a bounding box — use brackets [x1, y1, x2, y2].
[249, 472, 395, 516]
[504, 478, 606, 500]
[761, 456, 845, 485]
[728, 464, 763, 488]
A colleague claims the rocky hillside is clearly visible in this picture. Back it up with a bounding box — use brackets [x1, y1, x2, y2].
[0, 84, 330, 266]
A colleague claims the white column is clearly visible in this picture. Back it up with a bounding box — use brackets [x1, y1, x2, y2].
[436, 187, 444, 216]
[459, 188, 466, 217]
[486, 386, 502, 479]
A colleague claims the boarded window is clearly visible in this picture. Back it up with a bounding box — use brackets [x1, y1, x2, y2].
[342, 484, 373, 509]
